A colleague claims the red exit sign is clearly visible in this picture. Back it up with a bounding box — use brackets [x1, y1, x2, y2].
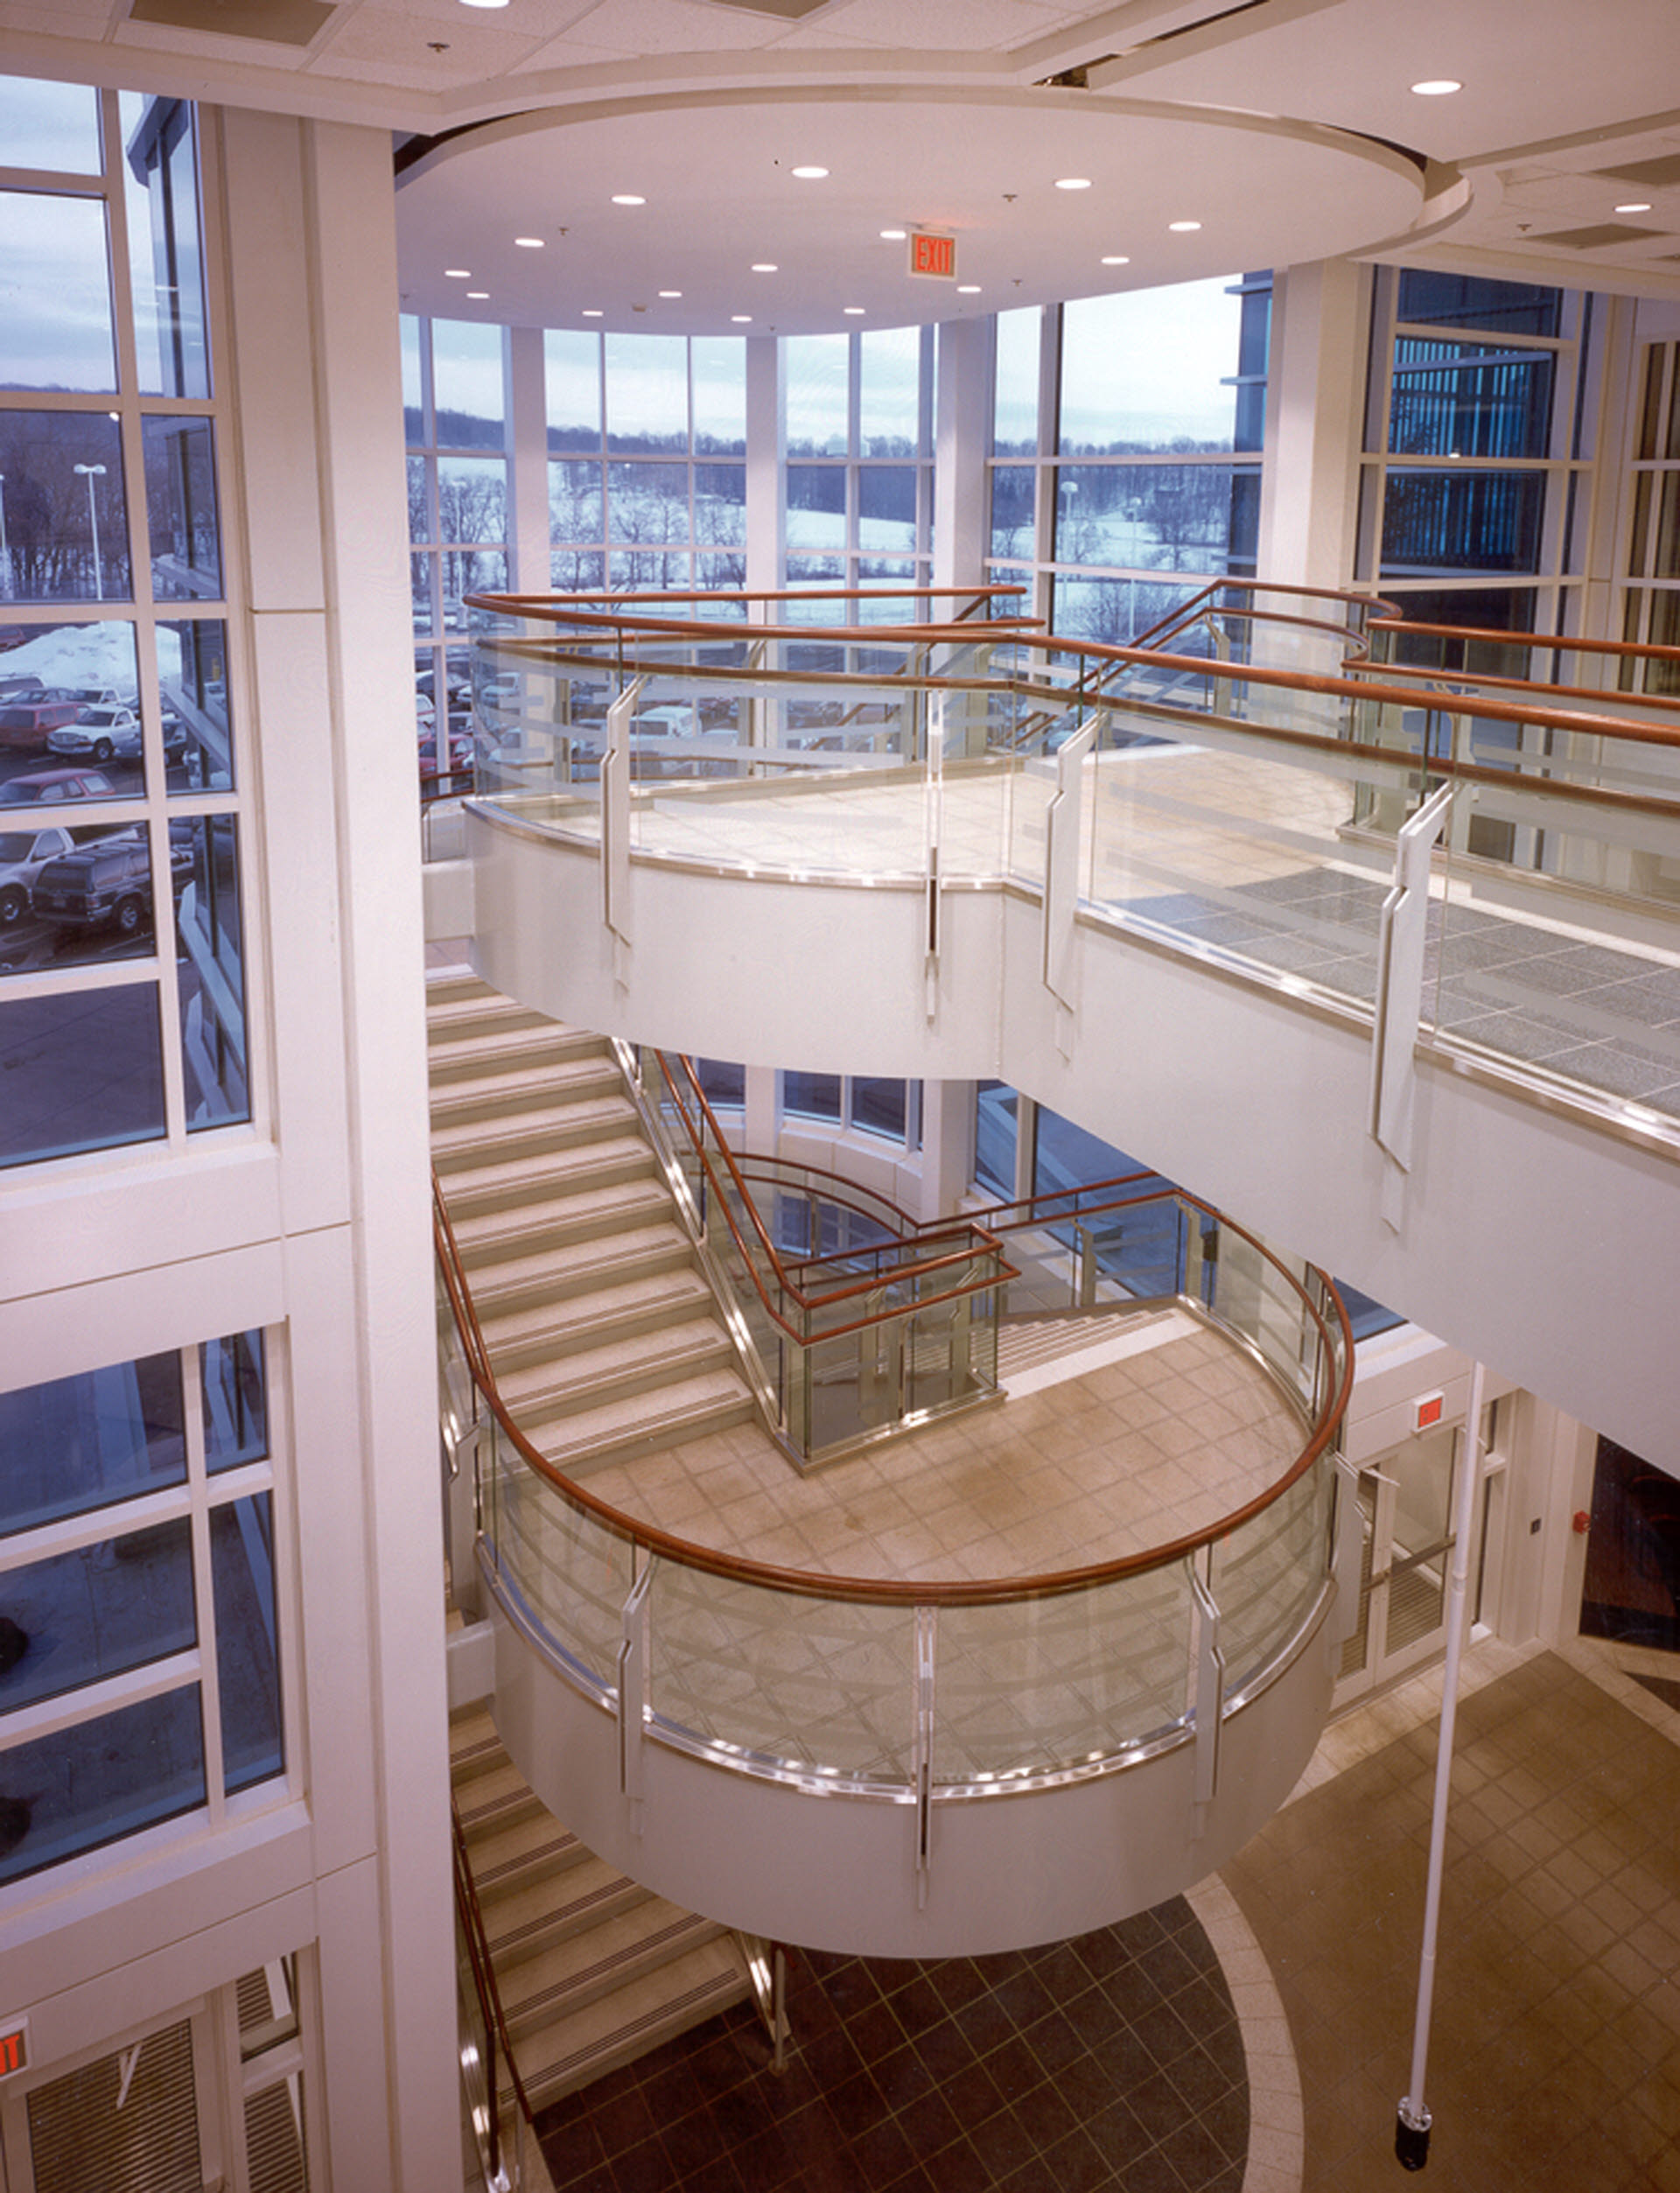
[0, 2020, 28, 2078]
[907, 231, 956, 280]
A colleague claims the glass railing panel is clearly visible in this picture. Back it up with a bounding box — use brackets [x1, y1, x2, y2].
[930, 1559, 1194, 1784]
[483, 1420, 633, 1691]
[1080, 724, 1405, 1016]
[646, 1565, 919, 1781]
[1205, 1225, 1320, 1414]
[454, 1891, 500, 2189]
[1211, 1457, 1334, 1698]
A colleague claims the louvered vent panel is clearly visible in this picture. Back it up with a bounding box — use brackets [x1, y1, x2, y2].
[27, 2019, 200, 2193]
[245, 2078, 310, 2193]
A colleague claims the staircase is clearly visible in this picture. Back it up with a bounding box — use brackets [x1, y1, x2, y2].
[428, 971, 756, 1475]
[452, 1706, 755, 2112]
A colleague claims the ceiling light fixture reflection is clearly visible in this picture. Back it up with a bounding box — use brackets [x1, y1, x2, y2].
[843, 305, 865, 314]
[444, 268, 471, 277]
[1054, 177, 1092, 191]
[514, 236, 543, 249]
[880, 228, 906, 241]
[1410, 78, 1462, 95]
[752, 263, 778, 273]
[1169, 220, 1201, 231]
[583, 308, 603, 318]
[1617, 201, 1653, 213]
[611, 193, 647, 207]
[1101, 254, 1130, 265]
[957, 284, 981, 294]
[732, 313, 752, 323]
[466, 291, 488, 299]
[791, 165, 829, 179]
[459, 1, 511, 10]
[658, 289, 682, 298]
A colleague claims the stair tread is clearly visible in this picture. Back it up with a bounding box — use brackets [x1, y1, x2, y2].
[431, 1096, 640, 1163]
[505, 1940, 749, 2108]
[451, 1178, 674, 1251]
[466, 1223, 693, 1306]
[442, 1139, 656, 1202]
[496, 1317, 732, 1405]
[480, 1270, 714, 1356]
[500, 1904, 726, 2023]
[531, 1369, 753, 1468]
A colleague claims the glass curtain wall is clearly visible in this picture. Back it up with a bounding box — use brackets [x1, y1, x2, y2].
[784, 325, 934, 597]
[0, 1330, 285, 1886]
[545, 330, 747, 592]
[1622, 338, 1680, 694]
[0, 79, 250, 1168]
[987, 273, 1270, 644]
[1355, 270, 1592, 642]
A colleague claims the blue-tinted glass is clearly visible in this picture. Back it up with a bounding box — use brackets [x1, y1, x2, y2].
[440, 548, 505, 622]
[144, 416, 220, 599]
[28, 820, 167, 970]
[0, 192, 115, 393]
[0, 76, 102, 172]
[605, 333, 688, 454]
[691, 337, 746, 455]
[177, 814, 248, 1131]
[992, 307, 1040, 457]
[694, 465, 745, 547]
[122, 95, 210, 401]
[974, 1081, 1016, 1197]
[407, 455, 430, 545]
[1381, 470, 1548, 576]
[0, 1518, 195, 1712]
[1059, 278, 1243, 454]
[859, 326, 920, 456]
[0, 982, 164, 1167]
[212, 1495, 283, 1794]
[0, 1684, 205, 1886]
[695, 550, 746, 591]
[550, 459, 603, 543]
[401, 314, 424, 443]
[850, 1078, 905, 1139]
[0, 412, 130, 603]
[784, 1070, 840, 1121]
[787, 466, 845, 551]
[1389, 340, 1555, 460]
[1053, 576, 1203, 647]
[695, 1058, 744, 1107]
[160, 617, 234, 794]
[606, 461, 688, 545]
[786, 334, 849, 456]
[1055, 462, 1252, 571]
[990, 466, 1034, 561]
[0, 1351, 185, 1538]
[1396, 270, 1562, 339]
[0, 616, 140, 798]
[858, 467, 916, 553]
[607, 549, 690, 592]
[203, 1331, 268, 1474]
[550, 550, 606, 591]
[438, 454, 507, 546]
[411, 553, 434, 635]
[430, 320, 504, 448]
[545, 328, 601, 451]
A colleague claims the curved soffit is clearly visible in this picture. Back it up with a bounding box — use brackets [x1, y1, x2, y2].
[394, 84, 1438, 336]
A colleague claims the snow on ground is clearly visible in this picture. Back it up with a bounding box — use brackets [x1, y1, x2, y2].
[3, 622, 183, 699]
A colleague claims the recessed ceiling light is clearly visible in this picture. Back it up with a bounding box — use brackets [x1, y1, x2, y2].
[1616, 201, 1654, 214]
[732, 314, 752, 323]
[1410, 79, 1462, 95]
[466, 291, 488, 300]
[459, 1, 510, 9]
[1055, 177, 1093, 191]
[880, 228, 906, 241]
[843, 305, 865, 314]
[583, 309, 603, 318]
[658, 289, 682, 298]
[514, 236, 543, 249]
[1101, 255, 1130, 265]
[611, 193, 647, 207]
[752, 263, 779, 273]
[1168, 220, 1201, 232]
[957, 284, 981, 294]
[444, 268, 471, 278]
[791, 165, 829, 180]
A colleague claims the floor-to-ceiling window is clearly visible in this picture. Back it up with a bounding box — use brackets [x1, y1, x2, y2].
[784, 325, 934, 599]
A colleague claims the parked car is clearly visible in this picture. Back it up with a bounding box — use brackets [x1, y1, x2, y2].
[418, 726, 474, 783]
[0, 768, 119, 805]
[52, 685, 122, 711]
[0, 823, 76, 926]
[0, 698, 88, 753]
[31, 834, 191, 937]
[47, 707, 143, 764]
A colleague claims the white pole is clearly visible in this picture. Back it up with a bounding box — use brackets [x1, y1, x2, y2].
[1396, 1356, 1487, 2170]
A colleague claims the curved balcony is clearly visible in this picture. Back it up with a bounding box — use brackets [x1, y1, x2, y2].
[438, 1073, 1356, 1956]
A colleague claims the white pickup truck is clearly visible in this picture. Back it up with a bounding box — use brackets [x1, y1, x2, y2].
[0, 823, 75, 926]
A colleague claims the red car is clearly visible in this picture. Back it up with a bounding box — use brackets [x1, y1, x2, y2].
[0, 767, 120, 806]
[0, 699, 86, 753]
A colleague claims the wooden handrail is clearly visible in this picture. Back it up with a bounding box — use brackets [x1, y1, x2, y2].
[435, 1161, 1353, 1609]
[1369, 615, 1680, 667]
[452, 1800, 536, 2151]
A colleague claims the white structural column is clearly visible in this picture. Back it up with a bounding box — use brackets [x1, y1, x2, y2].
[508, 323, 551, 596]
[745, 334, 784, 593]
[1257, 259, 1370, 590]
[221, 109, 457, 2190]
[934, 315, 992, 592]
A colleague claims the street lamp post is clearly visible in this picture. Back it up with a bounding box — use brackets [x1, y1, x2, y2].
[74, 463, 107, 600]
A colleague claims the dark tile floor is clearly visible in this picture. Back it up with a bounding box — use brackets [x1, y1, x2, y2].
[1224, 1648, 1680, 2193]
[536, 1900, 1248, 2193]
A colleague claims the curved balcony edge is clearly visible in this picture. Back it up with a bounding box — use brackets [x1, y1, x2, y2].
[480, 1555, 1343, 1959]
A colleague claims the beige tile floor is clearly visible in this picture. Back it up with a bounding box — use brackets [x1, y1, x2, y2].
[1223, 1634, 1680, 2193]
[581, 1309, 1305, 1585]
